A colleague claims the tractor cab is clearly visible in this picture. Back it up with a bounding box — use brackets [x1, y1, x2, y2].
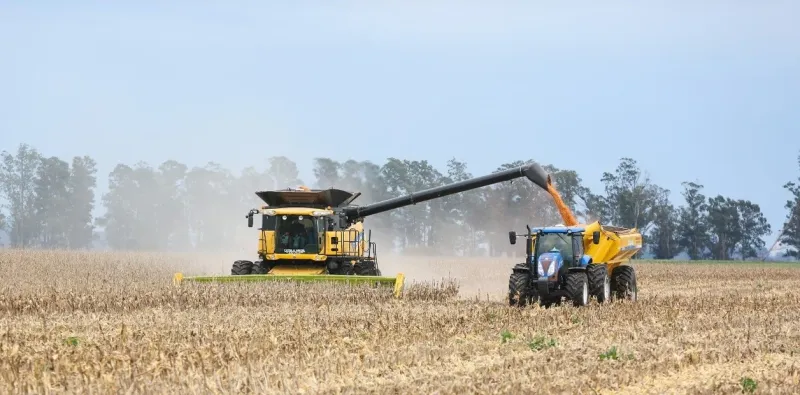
[509, 226, 598, 274]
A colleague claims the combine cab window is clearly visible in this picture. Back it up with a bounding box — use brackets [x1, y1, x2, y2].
[275, 215, 320, 254]
[261, 215, 277, 231]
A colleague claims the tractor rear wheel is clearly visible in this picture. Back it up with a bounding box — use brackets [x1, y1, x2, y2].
[587, 263, 611, 303]
[231, 260, 253, 275]
[508, 272, 532, 307]
[565, 271, 589, 307]
[611, 265, 637, 302]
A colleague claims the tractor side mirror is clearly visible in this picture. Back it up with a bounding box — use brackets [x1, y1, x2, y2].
[247, 214, 254, 228]
[508, 231, 516, 245]
[592, 231, 600, 244]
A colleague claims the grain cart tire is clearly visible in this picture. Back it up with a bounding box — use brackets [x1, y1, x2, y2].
[251, 261, 269, 274]
[231, 260, 254, 275]
[565, 271, 589, 307]
[611, 265, 637, 302]
[508, 272, 532, 307]
[587, 264, 611, 303]
[354, 260, 379, 276]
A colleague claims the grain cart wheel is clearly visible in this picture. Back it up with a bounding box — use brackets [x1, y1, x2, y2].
[611, 265, 637, 302]
[231, 260, 254, 275]
[565, 271, 589, 307]
[508, 271, 532, 307]
[587, 264, 611, 303]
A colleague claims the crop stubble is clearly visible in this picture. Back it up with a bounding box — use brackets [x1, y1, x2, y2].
[1, 250, 800, 394]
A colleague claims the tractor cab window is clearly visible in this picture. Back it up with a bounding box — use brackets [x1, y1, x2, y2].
[572, 235, 584, 264]
[535, 233, 574, 266]
[275, 215, 320, 254]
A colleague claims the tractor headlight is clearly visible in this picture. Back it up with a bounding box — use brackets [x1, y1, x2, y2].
[536, 252, 562, 278]
[537, 260, 556, 277]
[263, 209, 277, 216]
[311, 210, 330, 216]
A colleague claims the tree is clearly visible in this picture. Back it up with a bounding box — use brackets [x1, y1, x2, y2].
[33, 156, 72, 248]
[677, 181, 710, 260]
[0, 143, 42, 248]
[312, 158, 340, 188]
[97, 161, 184, 251]
[543, 165, 592, 220]
[156, 160, 189, 251]
[706, 195, 741, 260]
[647, 186, 679, 259]
[597, 158, 657, 232]
[780, 152, 800, 258]
[66, 156, 98, 249]
[268, 156, 302, 189]
[185, 162, 237, 252]
[735, 199, 771, 260]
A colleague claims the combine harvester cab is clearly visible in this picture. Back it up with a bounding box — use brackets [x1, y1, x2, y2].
[505, 167, 643, 307]
[174, 162, 551, 298]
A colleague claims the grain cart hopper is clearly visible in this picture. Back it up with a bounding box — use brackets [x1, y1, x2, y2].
[505, 167, 643, 307]
[173, 162, 551, 298]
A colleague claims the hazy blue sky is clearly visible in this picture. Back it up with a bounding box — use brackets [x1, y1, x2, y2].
[1, 1, 798, 246]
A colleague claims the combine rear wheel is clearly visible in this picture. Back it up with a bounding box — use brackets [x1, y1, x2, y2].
[508, 270, 532, 307]
[231, 260, 253, 275]
[611, 265, 637, 302]
[587, 264, 611, 303]
[565, 272, 589, 307]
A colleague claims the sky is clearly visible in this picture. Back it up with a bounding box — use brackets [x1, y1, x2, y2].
[1, 1, 799, 248]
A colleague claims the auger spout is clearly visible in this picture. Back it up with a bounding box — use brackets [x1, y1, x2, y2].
[343, 162, 551, 220]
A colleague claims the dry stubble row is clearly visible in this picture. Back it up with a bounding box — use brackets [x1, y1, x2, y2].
[1, 250, 800, 394]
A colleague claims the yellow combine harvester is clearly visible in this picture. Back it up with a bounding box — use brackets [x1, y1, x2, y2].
[506, 169, 643, 307]
[174, 162, 551, 298]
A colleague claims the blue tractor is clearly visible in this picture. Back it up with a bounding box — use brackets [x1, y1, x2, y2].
[507, 224, 603, 308]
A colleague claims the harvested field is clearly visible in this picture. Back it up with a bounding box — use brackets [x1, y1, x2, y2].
[2, 250, 800, 394]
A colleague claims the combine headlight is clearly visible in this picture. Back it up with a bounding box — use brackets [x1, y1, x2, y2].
[263, 209, 277, 216]
[311, 210, 330, 216]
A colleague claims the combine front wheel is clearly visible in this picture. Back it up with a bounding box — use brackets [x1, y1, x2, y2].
[354, 260, 379, 276]
[231, 260, 253, 275]
[587, 264, 611, 303]
[251, 261, 269, 274]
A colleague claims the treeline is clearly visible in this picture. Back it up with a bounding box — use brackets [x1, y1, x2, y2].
[1, 143, 799, 260]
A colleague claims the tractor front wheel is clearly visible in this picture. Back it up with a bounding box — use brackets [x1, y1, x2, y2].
[508, 272, 532, 307]
[565, 271, 589, 307]
[611, 265, 637, 302]
[587, 264, 611, 303]
[231, 260, 253, 275]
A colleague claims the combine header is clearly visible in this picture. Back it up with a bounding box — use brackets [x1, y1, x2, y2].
[174, 162, 550, 298]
